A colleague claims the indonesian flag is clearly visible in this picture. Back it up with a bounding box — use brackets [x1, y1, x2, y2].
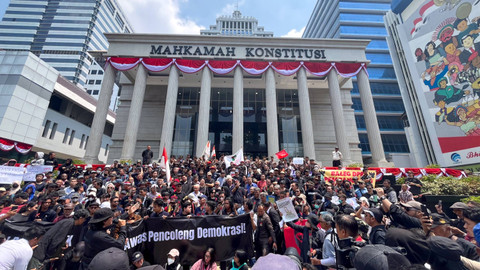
[203, 140, 211, 159]
[224, 148, 244, 168]
[160, 147, 171, 183]
[211, 145, 216, 158]
[275, 149, 289, 159]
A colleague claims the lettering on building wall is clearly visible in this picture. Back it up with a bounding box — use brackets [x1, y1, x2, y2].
[150, 45, 326, 60]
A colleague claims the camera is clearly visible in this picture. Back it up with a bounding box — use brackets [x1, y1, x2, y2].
[335, 237, 365, 269]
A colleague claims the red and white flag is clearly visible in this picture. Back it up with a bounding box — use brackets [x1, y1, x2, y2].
[160, 147, 171, 183]
[203, 140, 211, 159]
[211, 145, 216, 158]
[275, 149, 289, 159]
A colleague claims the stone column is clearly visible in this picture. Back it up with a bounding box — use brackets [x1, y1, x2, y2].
[120, 65, 148, 161]
[159, 65, 179, 157]
[328, 69, 352, 165]
[195, 68, 212, 157]
[357, 68, 390, 166]
[296, 67, 316, 160]
[232, 66, 243, 152]
[265, 68, 279, 157]
[84, 63, 116, 164]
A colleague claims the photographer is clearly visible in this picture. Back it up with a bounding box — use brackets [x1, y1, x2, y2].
[310, 212, 336, 268]
[375, 187, 422, 230]
[81, 208, 127, 269]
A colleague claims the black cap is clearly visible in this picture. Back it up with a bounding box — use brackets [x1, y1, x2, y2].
[364, 208, 383, 223]
[431, 213, 450, 228]
[354, 245, 411, 270]
[88, 247, 129, 270]
[88, 208, 113, 224]
[307, 214, 319, 228]
[427, 236, 464, 269]
[131, 251, 143, 263]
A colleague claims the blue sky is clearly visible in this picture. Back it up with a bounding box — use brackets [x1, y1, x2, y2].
[0, 0, 316, 37]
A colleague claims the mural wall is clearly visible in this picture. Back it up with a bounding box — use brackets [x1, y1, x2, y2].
[398, 0, 480, 166]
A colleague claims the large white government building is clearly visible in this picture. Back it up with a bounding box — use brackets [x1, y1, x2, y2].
[84, 33, 391, 167]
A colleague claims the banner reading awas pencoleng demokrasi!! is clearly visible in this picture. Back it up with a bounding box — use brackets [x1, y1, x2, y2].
[125, 214, 254, 265]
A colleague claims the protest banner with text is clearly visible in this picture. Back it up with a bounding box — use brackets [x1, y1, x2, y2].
[125, 214, 253, 265]
[323, 170, 376, 183]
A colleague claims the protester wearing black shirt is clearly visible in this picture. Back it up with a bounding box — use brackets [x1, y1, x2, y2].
[363, 208, 386, 244]
[142, 146, 154, 165]
[405, 171, 423, 196]
[44, 152, 58, 168]
[36, 197, 57, 222]
[82, 208, 127, 268]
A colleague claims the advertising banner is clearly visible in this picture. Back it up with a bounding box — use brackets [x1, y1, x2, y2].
[396, 0, 480, 166]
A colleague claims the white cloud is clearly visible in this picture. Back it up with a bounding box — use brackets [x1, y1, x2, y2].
[281, 26, 305, 38]
[217, 0, 246, 17]
[116, 0, 205, 34]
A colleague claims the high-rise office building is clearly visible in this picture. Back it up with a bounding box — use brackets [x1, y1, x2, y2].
[200, 10, 273, 37]
[303, 0, 411, 165]
[0, 0, 132, 90]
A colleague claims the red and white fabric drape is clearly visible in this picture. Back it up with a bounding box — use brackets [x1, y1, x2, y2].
[106, 57, 368, 78]
[0, 138, 33, 154]
[368, 167, 466, 180]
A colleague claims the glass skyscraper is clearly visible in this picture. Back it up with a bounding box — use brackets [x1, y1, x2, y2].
[303, 0, 409, 163]
[0, 0, 132, 88]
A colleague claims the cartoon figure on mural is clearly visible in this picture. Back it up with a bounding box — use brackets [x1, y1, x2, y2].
[415, 1, 480, 136]
[445, 105, 480, 135]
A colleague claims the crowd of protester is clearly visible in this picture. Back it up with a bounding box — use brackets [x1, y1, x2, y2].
[0, 151, 480, 270]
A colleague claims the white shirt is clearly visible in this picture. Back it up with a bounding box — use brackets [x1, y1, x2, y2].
[332, 150, 343, 161]
[0, 238, 33, 270]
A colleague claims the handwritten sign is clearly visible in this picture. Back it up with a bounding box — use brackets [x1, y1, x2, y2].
[292, 158, 304, 165]
[23, 165, 53, 182]
[0, 166, 25, 184]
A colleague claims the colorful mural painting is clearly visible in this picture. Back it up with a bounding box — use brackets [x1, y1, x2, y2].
[398, 0, 480, 166]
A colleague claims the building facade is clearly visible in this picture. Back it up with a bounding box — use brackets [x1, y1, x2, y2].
[0, 51, 113, 164]
[303, 0, 411, 165]
[200, 10, 273, 37]
[0, 0, 132, 92]
[385, 0, 480, 169]
[84, 33, 390, 167]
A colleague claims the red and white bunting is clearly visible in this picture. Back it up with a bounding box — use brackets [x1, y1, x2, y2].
[106, 58, 369, 79]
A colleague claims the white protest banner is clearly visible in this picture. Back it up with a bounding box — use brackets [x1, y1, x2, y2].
[292, 157, 304, 165]
[276, 197, 299, 223]
[0, 166, 25, 184]
[23, 165, 53, 182]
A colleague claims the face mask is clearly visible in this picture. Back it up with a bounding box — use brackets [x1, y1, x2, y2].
[339, 200, 343, 204]
[167, 258, 175, 265]
[314, 205, 320, 209]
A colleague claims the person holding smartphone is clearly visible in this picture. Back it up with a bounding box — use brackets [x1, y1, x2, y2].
[376, 188, 422, 229]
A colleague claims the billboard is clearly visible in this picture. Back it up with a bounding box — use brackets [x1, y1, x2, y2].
[397, 0, 480, 166]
